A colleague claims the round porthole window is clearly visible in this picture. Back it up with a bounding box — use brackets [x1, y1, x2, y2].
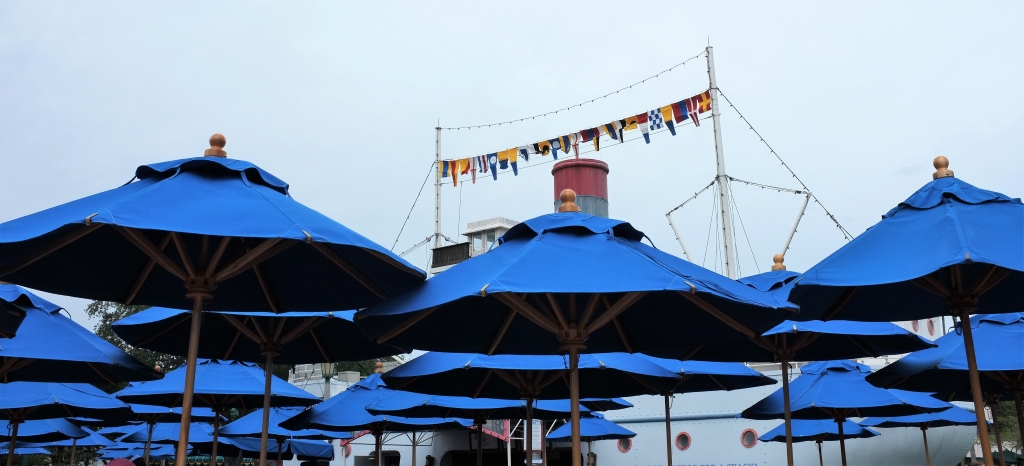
[740, 429, 758, 448]
[927, 319, 935, 336]
[912, 320, 920, 332]
[617, 438, 632, 453]
[675, 432, 691, 451]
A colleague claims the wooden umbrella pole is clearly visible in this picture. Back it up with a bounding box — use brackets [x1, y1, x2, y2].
[1014, 391, 1024, 449]
[990, 401, 1004, 459]
[781, 361, 794, 466]
[476, 421, 483, 466]
[69, 437, 77, 466]
[411, 432, 417, 466]
[921, 427, 931, 466]
[176, 295, 206, 466]
[663, 395, 673, 466]
[144, 421, 155, 466]
[209, 412, 220, 466]
[276, 438, 283, 465]
[258, 351, 275, 466]
[816, 440, 823, 466]
[525, 399, 534, 466]
[5, 421, 19, 466]
[959, 308, 995, 466]
[375, 430, 382, 466]
[568, 347, 581, 466]
[836, 418, 848, 466]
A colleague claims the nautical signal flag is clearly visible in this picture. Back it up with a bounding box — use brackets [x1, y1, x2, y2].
[439, 159, 463, 186]
[487, 153, 499, 180]
[517, 145, 534, 162]
[658, 105, 676, 136]
[558, 135, 572, 156]
[684, 91, 711, 126]
[570, 133, 581, 157]
[636, 112, 651, 144]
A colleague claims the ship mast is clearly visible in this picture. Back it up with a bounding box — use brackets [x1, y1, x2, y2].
[433, 125, 442, 249]
[707, 46, 738, 278]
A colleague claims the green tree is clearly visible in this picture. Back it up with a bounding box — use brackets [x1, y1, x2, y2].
[990, 401, 1022, 451]
[85, 301, 184, 391]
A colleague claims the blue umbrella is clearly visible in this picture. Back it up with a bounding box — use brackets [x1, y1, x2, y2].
[0, 136, 425, 466]
[220, 407, 351, 441]
[224, 437, 333, 461]
[120, 422, 235, 455]
[116, 359, 319, 466]
[742, 360, 950, 466]
[281, 373, 471, 466]
[868, 313, 1024, 449]
[0, 419, 88, 443]
[99, 442, 184, 459]
[97, 425, 144, 436]
[0, 285, 160, 384]
[0, 284, 37, 338]
[862, 406, 979, 466]
[577, 399, 632, 411]
[786, 160, 1024, 465]
[367, 395, 597, 420]
[547, 413, 634, 464]
[31, 427, 114, 447]
[117, 402, 222, 466]
[0, 444, 50, 457]
[760, 419, 878, 466]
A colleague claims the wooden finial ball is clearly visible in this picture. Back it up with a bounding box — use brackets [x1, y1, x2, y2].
[932, 156, 953, 179]
[557, 189, 581, 213]
[374, 361, 384, 373]
[771, 254, 786, 271]
[204, 133, 228, 157]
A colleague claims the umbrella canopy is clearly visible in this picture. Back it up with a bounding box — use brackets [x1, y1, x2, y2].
[642, 357, 778, 392]
[367, 395, 597, 420]
[125, 403, 224, 424]
[356, 212, 796, 355]
[0, 285, 160, 384]
[0, 419, 88, 443]
[579, 399, 632, 411]
[31, 428, 114, 447]
[121, 422, 228, 446]
[742, 360, 950, 420]
[219, 408, 351, 441]
[380, 352, 684, 399]
[760, 419, 878, 443]
[115, 359, 320, 410]
[225, 437, 333, 461]
[0, 140, 426, 466]
[545, 414, 635, 442]
[0, 284, 35, 339]
[113, 307, 403, 363]
[97, 425, 144, 436]
[0, 444, 50, 456]
[0, 382, 130, 422]
[99, 443, 183, 459]
[738, 270, 801, 293]
[861, 406, 980, 429]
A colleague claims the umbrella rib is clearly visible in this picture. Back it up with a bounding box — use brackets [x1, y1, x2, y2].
[911, 276, 949, 299]
[114, 226, 189, 281]
[220, 314, 265, 346]
[373, 306, 440, 344]
[821, 286, 860, 320]
[611, 316, 634, 353]
[204, 237, 232, 279]
[308, 243, 388, 299]
[307, 329, 332, 362]
[272, 315, 288, 343]
[586, 292, 646, 334]
[844, 335, 878, 358]
[125, 233, 173, 305]
[706, 374, 729, 391]
[579, 294, 602, 330]
[222, 329, 243, 360]
[538, 370, 567, 391]
[471, 370, 493, 399]
[545, 294, 569, 330]
[252, 264, 281, 314]
[624, 372, 668, 395]
[674, 291, 756, 338]
[215, 238, 291, 282]
[973, 265, 1012, 296]
[87, 362, 119, 386]
[278, 316, 328, 346]
[487, 309, 518, 356]
[169, 233, 196, 279]
[0, 223, 102, 279]
[678, 344, 704, 361]
[528, 294, 560, 327]
[133, 312, 192, 347]
[492, 294, 560, 334]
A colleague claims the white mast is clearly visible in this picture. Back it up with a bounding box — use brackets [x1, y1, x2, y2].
[707, 46, 738, 279]
[434, 125, 442, 248]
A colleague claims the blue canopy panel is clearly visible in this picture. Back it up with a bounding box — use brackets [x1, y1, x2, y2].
[0, 382, 130, 421]
[0, 419, 88, 443]
[367, 395, 596, 421]
[642, 356, 778, 392]
[225, 437, 334, 460]
[0, 157, 424, 311]
[0, 284, 37, 339]
[356, 212, 797, 355]
[650, 319, 936, 362]
[578, 398, 632, 411]
[112, 307, 402, 364]
[121, 422, 231, 446]
[122, 402, 224, 424]
[280, 374, 472, 433]
[99, 443, 184, 459]
[220, 407, 351, 440]
[861, 405, 980, 428]
[759, 419, 878, 443]
[380, 352, 683, 400]
[547, 416, 635, 442]
[31, 428, 114, 447]
[867, 313, 1024, 396]
[0, 287, 160, 383]
[0, 443, 51, 456]
[114, 359, 320, 409]
[789, 177, 1024, 321]
[738, 270, 801, 292]
[742, 360, 951, 420]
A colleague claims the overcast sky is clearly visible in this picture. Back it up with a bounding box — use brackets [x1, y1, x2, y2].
[2, 2, 1022, 330]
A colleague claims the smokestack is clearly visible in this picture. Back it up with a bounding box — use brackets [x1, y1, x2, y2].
[551, 159, 609, 217]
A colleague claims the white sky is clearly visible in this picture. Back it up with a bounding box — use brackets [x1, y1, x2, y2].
[2, 2, 1022, 330]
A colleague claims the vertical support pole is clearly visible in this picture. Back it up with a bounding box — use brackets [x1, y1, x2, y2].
[525, 401, 534, 466]
[960, 308, 995, 466]
[375, 430, 383, 466]
[1014, 391, 1024, 449]
[145, 421, 155, 466]
[990, 402, 1004, 460]
[706, 45, 736, 279]
[175, 296, 205, 466]
[5, 421, 19, 466]
[837, 419, 848, 466]
[540, 423, 547, 466]
[568, 348, 581, 466]
[476, 421, 484, 466]
[816, 440, 823, 466]
[505, 424, 511, 466]
[411, 432, 417, 466]
[434, 125, 442, 249]
[69, 437, 77, 466]
[663, 395, 673, 466]
[210, 412, 220, 466]
[781, 361, 794, 466]
[921, 427, 932, 466]
[259, 352, 275, 466]
[276, 438, 283, 465]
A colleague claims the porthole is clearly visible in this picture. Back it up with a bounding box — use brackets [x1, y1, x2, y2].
[675, 432, 691, 451]
[927, 319, 935, 336]
[740, 429, 758, 448]
[912, 320, 920, 332]
[617, 438, 632, 453]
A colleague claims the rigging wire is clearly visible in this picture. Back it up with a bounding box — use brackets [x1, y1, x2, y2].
[716, 89, 853, 240]
[701, 184, 717, 268]
[391, 162, 436, 251]
[729, 180, 762, 275]
[441, 50, 707, 130]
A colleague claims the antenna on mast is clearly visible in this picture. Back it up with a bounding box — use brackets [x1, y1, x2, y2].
[707, 45, 738, 279]
[434, 123, 442, 249]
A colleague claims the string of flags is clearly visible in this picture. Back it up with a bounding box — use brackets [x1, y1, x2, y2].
[439, 90, 712, 186]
